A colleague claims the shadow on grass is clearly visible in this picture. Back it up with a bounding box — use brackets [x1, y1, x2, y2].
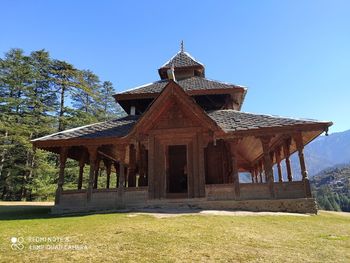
[0, 204, 55, 220]
[0, 204, 203, 221]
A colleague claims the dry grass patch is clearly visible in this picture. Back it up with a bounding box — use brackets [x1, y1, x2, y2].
[0, 202, 349, 262]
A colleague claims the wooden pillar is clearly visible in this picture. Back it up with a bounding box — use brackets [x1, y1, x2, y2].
[197, 133, 206, 197]
[159, 144, 166, 198]
[283, 138, 293, 182]
[152, 138, 163, 199]
[252, 167, 258, 183]
[55, 147, 68, 205]
[138, 144, 148, 187]
[114, 162, 120, 188]
[124, 166, 128, 187]
[275, 147, 283, 182]
[192, 134, 200, 198]
[294, 133, 312, 197]
[87, 146, 98, 202]
[269, 151, 275, 182]
[229, 139, 240, 199]
[187, 142, 194, 198]
[118, 162, 125, 188]
[189, 133, 208, 198]
[127, 144, 137, 188]
[115, 161, 125, 206]
[260, 136, 275, 198]
[258, 161, 263, 183]
[148, 135, 155, 199]
[104, 159, 112, 189]
[93, 158, 100, 189]
[77, 152, 86, 190]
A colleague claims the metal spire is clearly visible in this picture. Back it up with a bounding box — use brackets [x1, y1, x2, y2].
[180, 40, 184, 52]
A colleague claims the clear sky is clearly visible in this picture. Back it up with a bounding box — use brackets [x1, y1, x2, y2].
[1, 0, 349, 133]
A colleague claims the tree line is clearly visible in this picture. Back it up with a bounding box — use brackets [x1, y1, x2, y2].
[0, 48, 124, 201]
[314, 186, 350, 212]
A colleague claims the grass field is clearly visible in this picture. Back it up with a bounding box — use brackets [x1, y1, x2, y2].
[0, 202, 349, 262]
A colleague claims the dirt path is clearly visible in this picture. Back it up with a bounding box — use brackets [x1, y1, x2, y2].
[2, 202, 348, 218]
[127, 210, 311, 218]
[321, 210, 350, 217]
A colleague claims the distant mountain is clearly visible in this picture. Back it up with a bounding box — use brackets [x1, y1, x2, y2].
[312, 164, 350, 192]
[290, 129, 350, 178]
[310, 164, 350, 212]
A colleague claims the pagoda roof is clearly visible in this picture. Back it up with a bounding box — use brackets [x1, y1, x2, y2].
[116, 76, 246, 96]
[32, 110, 331, 145]
[160, 50, 204, 69]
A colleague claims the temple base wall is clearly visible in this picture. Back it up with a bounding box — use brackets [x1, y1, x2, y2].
[51, 185, 317, 214]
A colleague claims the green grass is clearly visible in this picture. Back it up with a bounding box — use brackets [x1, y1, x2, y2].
[0, 203, 349, 262]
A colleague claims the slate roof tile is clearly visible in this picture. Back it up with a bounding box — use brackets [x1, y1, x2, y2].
[119, 76, 245, 95]
[33, 110, 330, 143]
[160, 51, 203, 68]
[32, 115, 140, 142]
[208, 110, 329, 132]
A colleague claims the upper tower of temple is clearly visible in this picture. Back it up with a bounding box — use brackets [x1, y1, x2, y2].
[114, 43, 247, 115]
[158, 41, 205, 80]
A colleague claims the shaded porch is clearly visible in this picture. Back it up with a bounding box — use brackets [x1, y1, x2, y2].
[49, 129, 319, 213]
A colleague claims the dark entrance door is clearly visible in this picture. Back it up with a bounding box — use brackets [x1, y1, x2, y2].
[168, 145, 187, 194]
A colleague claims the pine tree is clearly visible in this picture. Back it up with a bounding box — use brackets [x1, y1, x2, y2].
[22, 50, 58, 200]
[0, 48, 118, 200]
[0, 49, 33, 199]
[99, 81, 124, 120]
[72, 70, 100, 113]
[69, 69, 102, 126]
[50, 60, 81, 131]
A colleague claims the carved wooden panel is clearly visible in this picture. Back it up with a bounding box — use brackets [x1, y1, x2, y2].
[152, 101, 200, 130]
[204, 140, 231, 184]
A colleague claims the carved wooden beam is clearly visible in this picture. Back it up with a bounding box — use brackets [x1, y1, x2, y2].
[98, 151, 119, 163]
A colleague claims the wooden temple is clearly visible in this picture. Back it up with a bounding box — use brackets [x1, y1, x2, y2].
[32, 44, 332, 214]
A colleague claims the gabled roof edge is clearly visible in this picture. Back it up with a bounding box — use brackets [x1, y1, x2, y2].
[127, 80, 223, 136]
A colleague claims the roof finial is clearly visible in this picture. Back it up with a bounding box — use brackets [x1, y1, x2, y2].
[180, 40, 184, 52]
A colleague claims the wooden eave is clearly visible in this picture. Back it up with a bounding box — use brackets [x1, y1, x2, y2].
[113, 87, 246, 102]
[32, 135, 130, 149]
[247, 129, 323, 168]
[217, 121, 332, 139]
[36, 143, 127, 165]
[222, 121, 332, 170]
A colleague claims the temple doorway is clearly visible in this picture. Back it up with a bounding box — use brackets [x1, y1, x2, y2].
[167, 145, 187, 196]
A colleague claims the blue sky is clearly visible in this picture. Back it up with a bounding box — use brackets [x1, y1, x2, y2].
[1, 0, 349, 133]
